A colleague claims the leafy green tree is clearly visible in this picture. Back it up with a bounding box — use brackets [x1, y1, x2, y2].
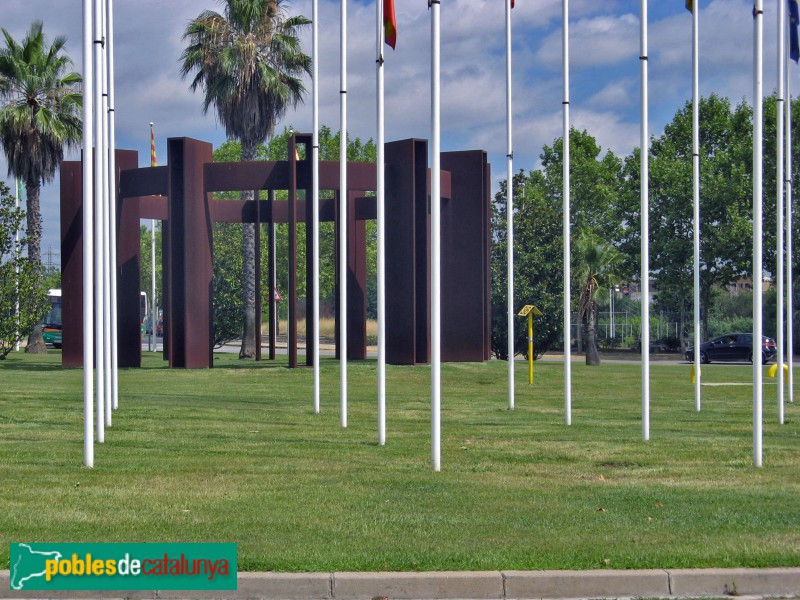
[491, 129, 624, 359]
[619, 95, 753, 342]
[181, 0, 311, 358]
[0, 181, 46, 358]
[575, 233, 621, 365]
[0, 21, 82, 353]
[139, 222, 162, 334]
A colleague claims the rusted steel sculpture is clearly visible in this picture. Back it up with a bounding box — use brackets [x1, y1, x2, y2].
[60, 135, 491, 369]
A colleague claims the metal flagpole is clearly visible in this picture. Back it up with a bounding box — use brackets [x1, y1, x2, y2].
[787, 32, 795, 405]
[505, 0, 515, 411]
[106, 0, 119, 413]
[100, 0, 112, 428]
[778, 0, 786, 424]
[376, 0, 386, 443]
[753, 0, 764, 467]
[150, 123, 157, 354]
[431, 0, 441, 472]
[692, 0, 702, 412]
[93, 0, 106, 442]
[640, 0, 650, 441]
[563, 0, 572, 425]
[14, 179, 20, 353]
[339, 0, 348, 428]
[83, 0, 95, 467]
[313, 0, 320, 415]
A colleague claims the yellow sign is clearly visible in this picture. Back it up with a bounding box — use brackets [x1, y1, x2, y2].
[517, 304, 542, 317]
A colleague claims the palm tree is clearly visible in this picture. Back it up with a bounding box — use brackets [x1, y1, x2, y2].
[575, 233, 621, 366]
[0, 22, 82, 353]
[181, 0, 311, 359]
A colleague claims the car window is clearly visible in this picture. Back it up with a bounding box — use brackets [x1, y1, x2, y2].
[717, 335, 737, 344]
[738, 334, 752, 345]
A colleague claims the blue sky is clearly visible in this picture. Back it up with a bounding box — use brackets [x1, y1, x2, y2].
[0, 0, 792, 255]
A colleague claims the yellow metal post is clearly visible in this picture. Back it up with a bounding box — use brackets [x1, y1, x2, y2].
[528, 312, 534, 384]
[518, 304, 543, 386]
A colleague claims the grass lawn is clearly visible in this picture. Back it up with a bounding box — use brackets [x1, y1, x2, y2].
[0, 351, 799, 572]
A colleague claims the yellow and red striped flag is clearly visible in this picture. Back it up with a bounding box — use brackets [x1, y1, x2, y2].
[150, 122, 157, 167]
[385, 0, 397, 49]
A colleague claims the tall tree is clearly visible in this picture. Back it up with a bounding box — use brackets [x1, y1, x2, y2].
[181, 0, 311, 358]
[575, 233, 621, 365]
[491, 129, 624, 359]
[0, 21, 82, 353]
[617, 95, 753, 341]
[0, 180, 46, 359]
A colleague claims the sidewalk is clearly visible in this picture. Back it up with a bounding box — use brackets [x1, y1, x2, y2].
[3, 567, 800, 599]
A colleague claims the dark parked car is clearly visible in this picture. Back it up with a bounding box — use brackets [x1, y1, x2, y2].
[685, 333, 777, 364]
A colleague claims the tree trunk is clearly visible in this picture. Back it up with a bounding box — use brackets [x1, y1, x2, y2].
[25, 179, 47, 354]
[585, 303, 601, 366]
[239, 140, 258, 359]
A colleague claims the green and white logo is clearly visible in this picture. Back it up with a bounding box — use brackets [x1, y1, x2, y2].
[10, 543, 237, 591]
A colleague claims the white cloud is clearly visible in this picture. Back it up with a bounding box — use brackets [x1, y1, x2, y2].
[586, 79, 636, 110]
[535, 13, 640, 71]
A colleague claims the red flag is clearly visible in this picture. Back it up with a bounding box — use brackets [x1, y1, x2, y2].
[385, 0, 397, 49]
[511, 0, 515, 7]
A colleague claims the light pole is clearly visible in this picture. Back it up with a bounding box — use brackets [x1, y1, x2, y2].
[609, 287, 614, 343]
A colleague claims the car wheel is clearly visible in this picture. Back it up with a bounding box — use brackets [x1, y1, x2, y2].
[748, 352, 753, 364]
[700, 351, 709, 364]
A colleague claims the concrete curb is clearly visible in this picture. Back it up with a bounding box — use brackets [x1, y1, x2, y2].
[1, 568, 799, 599]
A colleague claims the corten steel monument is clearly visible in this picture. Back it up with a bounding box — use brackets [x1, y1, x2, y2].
[59, 135, 491, 369]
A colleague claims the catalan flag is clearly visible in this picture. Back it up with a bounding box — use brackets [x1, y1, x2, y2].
[385, 0, 397, 49]
[686, 0, 693, 12]
[150, 122, 157, 167]
[791, 0, 800, 62]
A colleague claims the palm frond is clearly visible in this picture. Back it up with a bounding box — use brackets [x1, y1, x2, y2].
[181, 0, 310, 147]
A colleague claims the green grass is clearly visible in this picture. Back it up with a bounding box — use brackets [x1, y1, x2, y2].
[1, 351, 799, 572]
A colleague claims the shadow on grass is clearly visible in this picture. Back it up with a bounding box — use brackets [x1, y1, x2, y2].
[0, 360, 65, 372]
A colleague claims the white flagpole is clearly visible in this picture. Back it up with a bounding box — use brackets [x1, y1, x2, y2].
[14, 179, 20, 353]
[787, 43, 795, 405]
[563, 0, 572, 425]
[100, 0, 111, 428]
[376, 0, 386, 443]
[753, 0, 764, 467]
[149, 122, 157, 355]
[640, 0, 650, 441]
[505, 0, 515, 411]
[83, 0, 95, 467]
[93, 0, 106, 442]
[778, 0, 786, 424]
[106, 0, 119, 413]
[692, 0, 702, 412]
[431, 0, 442, 472]
[151, 217, 156, 350]
[339, 0, 348, 428]
[313, 0, 321, 415]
